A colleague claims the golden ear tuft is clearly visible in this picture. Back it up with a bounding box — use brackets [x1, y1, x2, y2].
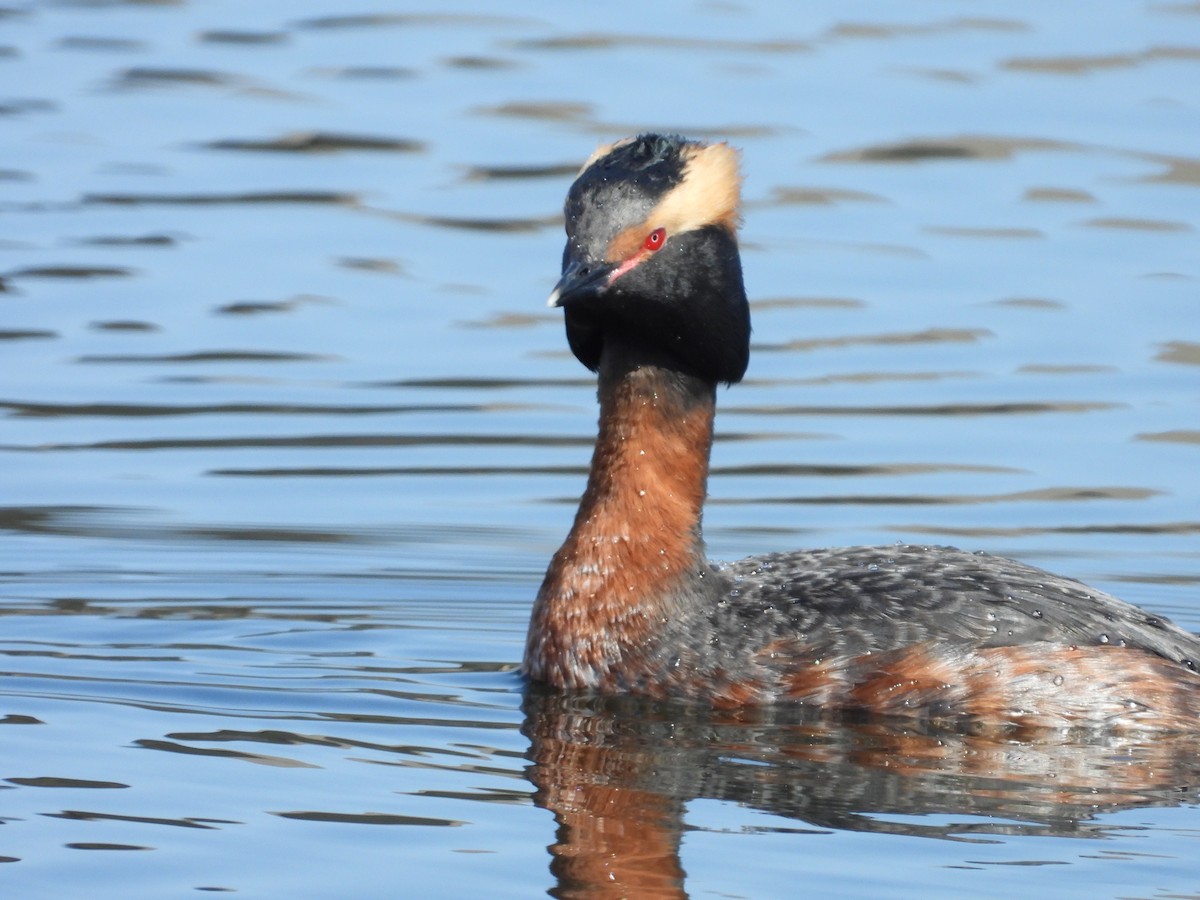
[651, 141, 742, 236]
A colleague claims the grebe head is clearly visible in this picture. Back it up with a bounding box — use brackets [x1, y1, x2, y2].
[548, 134, 751, 385]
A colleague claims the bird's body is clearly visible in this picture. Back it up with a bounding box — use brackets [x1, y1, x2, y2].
[523, 133, 1200, 729]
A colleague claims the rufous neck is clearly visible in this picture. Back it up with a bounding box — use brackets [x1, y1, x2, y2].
[525, 363, 717, 689]
[580, 363, 716, 545]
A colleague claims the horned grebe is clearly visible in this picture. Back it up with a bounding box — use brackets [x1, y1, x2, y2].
[523, 133, 1200, 728]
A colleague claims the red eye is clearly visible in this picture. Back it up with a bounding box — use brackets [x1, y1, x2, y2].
[643, 227, 666, 252]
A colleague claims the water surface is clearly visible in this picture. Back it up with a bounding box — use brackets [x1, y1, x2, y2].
[1, 2, 1199, 897]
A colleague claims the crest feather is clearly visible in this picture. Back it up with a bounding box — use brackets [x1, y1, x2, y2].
[577, 137, 635, 175]
[651, 141, 742, 235]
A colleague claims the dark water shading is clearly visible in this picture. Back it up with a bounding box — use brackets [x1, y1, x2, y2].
[524, 690, 1200, 898]
[197, 30, 289, 47]
[74, 350, 334, 364]
[758, 296, 903, 311]
[0, 505, 533, 551]
[0, 98, 56, 116]
[368, 376, 596, 390]
[47, 811, 231, 829]
[73, 234, 178, 247]
[291, 13, 535, 31]
[64, 843, 151, 852]
[369, 206, 559, 233]
[1139, 430, 1200, 446]
[0, 400, 475, 418]
[110, 67, 245, 89]
[758, 326, 991, 351]
[6, 777, 127, 789]
[4, 265, 134, 280]
[906, 521, 1200, 538]
[273, 810, 464, 827]
[1001, 46, 1200, 75]
[1140, 155, 1200, 187]
[0, 504, 373, 545]
[2, 432, 590, 452]
[718, 486, 1158, 508]
[771, 186, 889, 206]
[335, 257, 402, 274]
[925, 226, 1044, 239]
[463, 162, 581, 181]
[1158, 342, 1200, 365]
[729, 401, 1117, 416]
[0, 330, 56, 341]
[477, 100, 594, 122]
[208, 465, 588, 478]
[1083, 217, 1193, 233]
[442, 55, 517, 71]
[1023, 188, 1097, 203]
[824, 18, 1029, 39]
[820, 135, 1078, 164]
[214, 295, 327, 315]
[83, 190, 359, 206]
[751, 367, 974, 385]
[88, 320, 160, 332]
[310, 65, 417, 79]
[56, 36, 147, 52]
[716, 462, 1020, 477]
[460, 311, 551, 328]
[1017, 362, 1112, 373]
[203, 132, 424, 154]
[512, 32, 812, 53]
[133, 737, 324, 766]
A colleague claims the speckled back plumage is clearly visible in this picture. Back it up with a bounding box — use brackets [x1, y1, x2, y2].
[719, 545, 1200, 667]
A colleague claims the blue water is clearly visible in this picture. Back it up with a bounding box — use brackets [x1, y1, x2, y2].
[2, 1, 1199, 897]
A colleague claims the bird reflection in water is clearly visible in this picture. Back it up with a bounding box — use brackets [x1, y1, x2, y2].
[523, 690, 1200, 898]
